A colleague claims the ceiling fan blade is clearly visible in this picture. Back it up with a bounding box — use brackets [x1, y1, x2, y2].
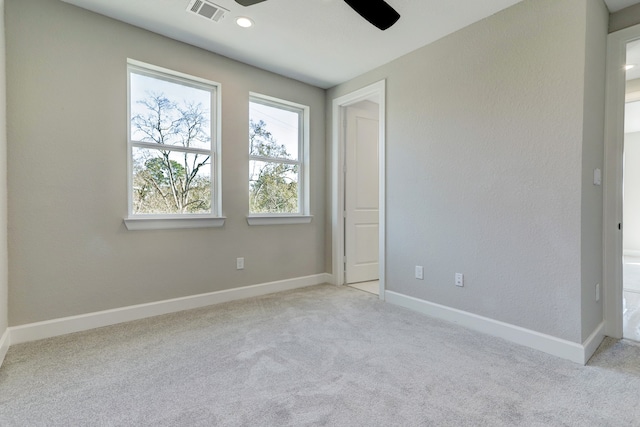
[235, 0, 268, 6]
[343, 0, 400, 31]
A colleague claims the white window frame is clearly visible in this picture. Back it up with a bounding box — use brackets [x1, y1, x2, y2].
[247, 93, 312, 225]
[124, 59, 224, 230]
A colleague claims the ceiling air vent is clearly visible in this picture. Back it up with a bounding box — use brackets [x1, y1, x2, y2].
[187, 0, 228, 23]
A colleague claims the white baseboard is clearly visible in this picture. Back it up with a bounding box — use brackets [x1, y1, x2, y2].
[9, 273, 331, 346]
[326, 273, 336, 285]
[582, 321, 606, 364]
[385, 291, 604, 365]
[0, 328, 9, 369]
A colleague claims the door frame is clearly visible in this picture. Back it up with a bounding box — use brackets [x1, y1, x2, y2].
[331, 80, 386, 299]
[603, 24, 640, 338]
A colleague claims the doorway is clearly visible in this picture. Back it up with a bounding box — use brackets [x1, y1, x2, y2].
[344, 101, 379, 293]
[622, 39, 640, 341]
[331, 81, 386, 299]
[604, 23, 640, 339]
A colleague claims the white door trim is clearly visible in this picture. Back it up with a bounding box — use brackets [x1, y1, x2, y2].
[331, 80, 386, 299]
[603, 24, 640, 338]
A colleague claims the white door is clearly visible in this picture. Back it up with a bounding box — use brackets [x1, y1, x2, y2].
[345, 102, 379, 284]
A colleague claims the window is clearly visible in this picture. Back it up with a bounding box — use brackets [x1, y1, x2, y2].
[125, 60, 223, 230]
[248, 94, 311, 224]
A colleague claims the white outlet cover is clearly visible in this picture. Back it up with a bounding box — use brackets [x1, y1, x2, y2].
[415, 266, 424, 280]
[455, 273, 464, 287]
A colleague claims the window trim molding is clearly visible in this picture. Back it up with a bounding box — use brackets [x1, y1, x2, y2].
[246, 215, 313, 226]
[126, 59, 223, 227]
[249, 92, 310, 217]
[124, 216, 226, 231]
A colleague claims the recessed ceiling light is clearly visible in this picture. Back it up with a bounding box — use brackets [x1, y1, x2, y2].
[625, 64, 635, 70]
[236, 17, 253, 28]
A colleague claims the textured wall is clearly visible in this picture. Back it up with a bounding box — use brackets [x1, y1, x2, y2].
[0, 0, 7, 335]
[6, 0, 326, 325]
[580, 0, 608, 342]
[327, 0, 605, 343]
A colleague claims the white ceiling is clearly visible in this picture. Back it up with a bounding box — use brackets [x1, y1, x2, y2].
[61, 0, 639, 89]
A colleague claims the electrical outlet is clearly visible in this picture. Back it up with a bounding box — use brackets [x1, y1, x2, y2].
[415, 266, 424, 280]
[237, 257, 244, 270]
[596, 283, 600, 302]
[593, 168, 602, 186]
[455, 273, 464, 287]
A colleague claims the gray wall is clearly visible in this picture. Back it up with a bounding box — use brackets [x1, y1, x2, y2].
[327, 0, 606, 343]
[0, 0, 7, 336]
[580, 0, 608, 342]
[6, 0, 326, 325]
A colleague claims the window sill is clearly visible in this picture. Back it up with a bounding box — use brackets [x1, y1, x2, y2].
[124, 216, 226, 231]
[246, 215, 313, 226]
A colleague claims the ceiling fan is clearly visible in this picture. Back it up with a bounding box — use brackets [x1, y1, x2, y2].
[234, 0, 400, 31]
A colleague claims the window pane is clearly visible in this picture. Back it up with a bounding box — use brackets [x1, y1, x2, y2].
[130, 72, 211, 150]
[249, 101, 299, 160]
[133, 147, 211, 215]
[249, 160, 299, 214]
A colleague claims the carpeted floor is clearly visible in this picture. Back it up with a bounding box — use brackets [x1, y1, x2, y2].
[1, 284, 640, 426]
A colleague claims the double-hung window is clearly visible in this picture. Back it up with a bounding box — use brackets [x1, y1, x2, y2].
[125, 60, 223, 230]
[248, 94, 311, 225]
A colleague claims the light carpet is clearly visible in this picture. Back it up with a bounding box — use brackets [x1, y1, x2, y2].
[1, 284, 640, 426]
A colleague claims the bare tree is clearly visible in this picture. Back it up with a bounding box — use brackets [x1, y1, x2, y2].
[249, 119, 298, 213]
[131, 92, 211, 214]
